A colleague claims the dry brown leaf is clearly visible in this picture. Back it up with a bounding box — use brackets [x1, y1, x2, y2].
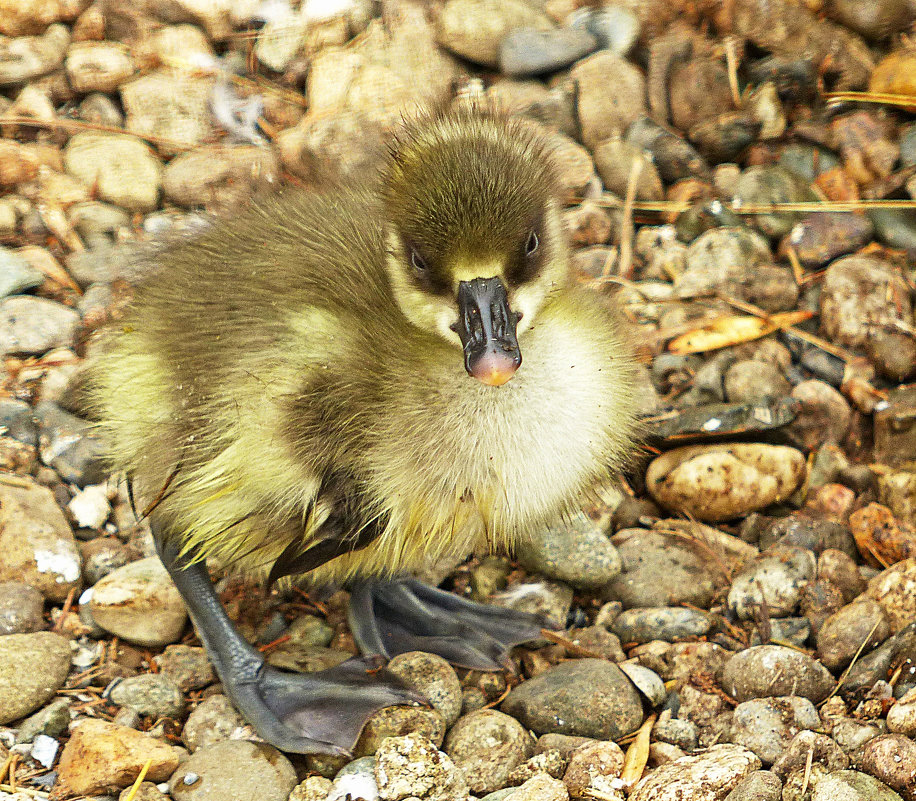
[667, 310, 813, 354]
[621, 713, 655, 790]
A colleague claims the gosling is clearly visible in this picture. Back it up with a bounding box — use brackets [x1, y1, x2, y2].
[88, 108, 637, 755]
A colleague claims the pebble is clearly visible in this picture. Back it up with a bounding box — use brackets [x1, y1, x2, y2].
[109, 674, 186, 720]
[435, 0, 552, 67]
[68, 201, 131, 242]
[855, 734, 916, 800]
[492, 579, 572, 631]
[501, 659, 643, 740]
[786, 380, 852, 451]
[121, 70, 215, 155]
[64, 132, 162, 213]
[867, 558, 916, 632]
[887, 686, 916, 736]
[153, 644, 215, 693]
[725, 769, 782, 801]
[561, 739, 624, 798]
[728, 697, 821, 764]
[54, 719, 180, 797]
[820, 254, 916, 381]
[517, 512, 621, 590]
[869, 208, 916, 259]
[506, 749, 567, 784]
[0, 295, 80, 357]
[181, 694, 250, 752]
[0, 478, 82, 601]
[783, 213, 874, 269]
[812, 770, 905, 801]
[65, 41, 134, 93]
[0, 246, 43, 298]
[504, 774, 569, 801]
[576, 7, 640, 55]
[0, 24, 69, 85]
[375, 733, 468, 801]
[17, 697, 70, 743]
[291, 775, 333, 801]
[593, 138, 664, 200]
[653, 716, 699, 751]
[170, 740, 297, 801]
[89, 556, 188, 647]
[646, 443, 806, 523]
[0, 580, 45, 634]
[0, 631, 70, 724]
[326, 756, 378, 801]
[162, 146, 280, 210]
[724, 359, 791, 402]
[734, 165, 818, 238]
[34, 401, 107, 486]
[571, 51, 647, 147]
[80, 536, 129, 585]
[354, 705, 446, 758]
[443, 709, 533, 794]
[758, 515, 856, 557]
[721, 646, 835, 703]
[770, 730, 849, 778]
[819, 549, 866, 603]
[630, 744, 761, 801]
[817, 598, 891, 671]
[387, 652, 462, 727]
[611, 607, 712, 643]
[728, 546, 816, 619]
[499, 27, 596, 77]
[79, 91, 124, 127]
[68, 483, 111, 530]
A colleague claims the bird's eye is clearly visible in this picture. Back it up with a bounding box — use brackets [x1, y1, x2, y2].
[410, 248, 428, 273]
[525, 229, 539, 257]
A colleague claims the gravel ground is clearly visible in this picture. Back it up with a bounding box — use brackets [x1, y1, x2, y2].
[1, 0, 916, 800]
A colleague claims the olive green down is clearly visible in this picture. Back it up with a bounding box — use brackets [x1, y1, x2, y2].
[86, 108, 638, 587]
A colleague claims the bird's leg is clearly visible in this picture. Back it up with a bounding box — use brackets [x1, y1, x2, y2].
[154, 534, 424, 755]
[348, 577, 547, 670]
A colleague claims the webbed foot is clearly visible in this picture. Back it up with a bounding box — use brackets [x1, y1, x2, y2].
[348, 577, 547, 670]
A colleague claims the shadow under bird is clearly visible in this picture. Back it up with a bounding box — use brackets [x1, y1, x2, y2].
[88, 108, 638, 755]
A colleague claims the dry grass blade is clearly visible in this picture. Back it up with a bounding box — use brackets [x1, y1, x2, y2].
[122, 758, 154, 801]
[621, 713, 656, 790]
[539, 628, 611, 660]
[825, 90, 916, 108]
[592, 196, 916, 214]
[612, 157, 644, 280]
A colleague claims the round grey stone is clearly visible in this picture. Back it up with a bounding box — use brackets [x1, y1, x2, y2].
[387, 651, 462, 727]
[612, 606, 712, 644]
[721, 646, 835, 703]
[499, 27, 597, 77]
[0, 580, 45, 634]
[109, 674, 186, 719]
[0, 631, 71, 724]
[728, 697, 820, 764]
[812, 770, 904, 801]
[501, 658, 643, 740]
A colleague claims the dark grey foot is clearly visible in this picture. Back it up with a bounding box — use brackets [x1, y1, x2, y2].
[348, 577, 547, 670]
[155, 537, 424, 755]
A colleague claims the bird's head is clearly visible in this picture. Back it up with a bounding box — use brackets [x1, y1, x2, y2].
[381, 110, 567, 387]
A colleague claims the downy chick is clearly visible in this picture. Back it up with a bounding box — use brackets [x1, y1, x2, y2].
[88, 108, 638, 755]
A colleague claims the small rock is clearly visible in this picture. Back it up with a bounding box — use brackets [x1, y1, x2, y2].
[728, 546, 816, 619]
[819, 549, 866, 603]
[888, 686, 916, 736]
[577, 7, 640, 54]
[629, 744, 761, 801]
[0, 246, 43, 298]
[867, 558, 916, 633]
[89, 556, 188, 647]
[375, 733, 468, 801]
[501, 659, 643, 740]
[571, 51, 647, 147]
[646, 443, 806, 523]
[506, 749, 567, 784]
[17, 697, 71, 743]
[435, 0, 552, 67]
[492, 580, 572, 631]
[653, 717, 699, 751]
[34, 401, 107, 486]
[0, 631, 70, 724]
[854, 734, 916, 801]
[65, 42, 134, 93]
[0, 296, 80, 357]
[387, 652, 462, 727]
[817, 598, 891, 671]
[170, 740, 297, 801]
[153, 644, 215, 693]
[68, 484, 111, 530]
[0, 24, 69, 86]
[611, 607, 712, 643]
[162, 146, 280, 210]
[758, 515, 856, 557]
[734, 165, 818, 238]
[782, 213, 873, 269]
[0, 580, 45, 634]
[290, 775, 333, 801]
[725, 770, 782, 801]
[593, 138, 664, 200]
[499, 27, 596, 77]
[64, 132, 162, 213]
[504, 774, 569, 801]
[787, 380, 852, 451]
[109, 674, 186, 719]
[564, 626, 625, 661]
[812, 770, 904, 801]
[119, 783, 169, 801]
[326, 756, 377, 801]
[724, 359, 791, 403]
[721, 646, 835, 703]
[79, 536, 129, 585]
[354, 705, 446, 758]
[751, 617, 811, 647]
[771, 730, 848, 778]
[0, 478, 82, 602]
[444, 710, 533, 795]
[54, 719, 180, 798]
[517, 512, 621, 590]
[562, 739, 624, 799]
[181, 694, 250, 752]
[728, 697, 821, 764]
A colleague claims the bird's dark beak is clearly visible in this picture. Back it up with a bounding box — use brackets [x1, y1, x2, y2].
[453, 277, 522, 387]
